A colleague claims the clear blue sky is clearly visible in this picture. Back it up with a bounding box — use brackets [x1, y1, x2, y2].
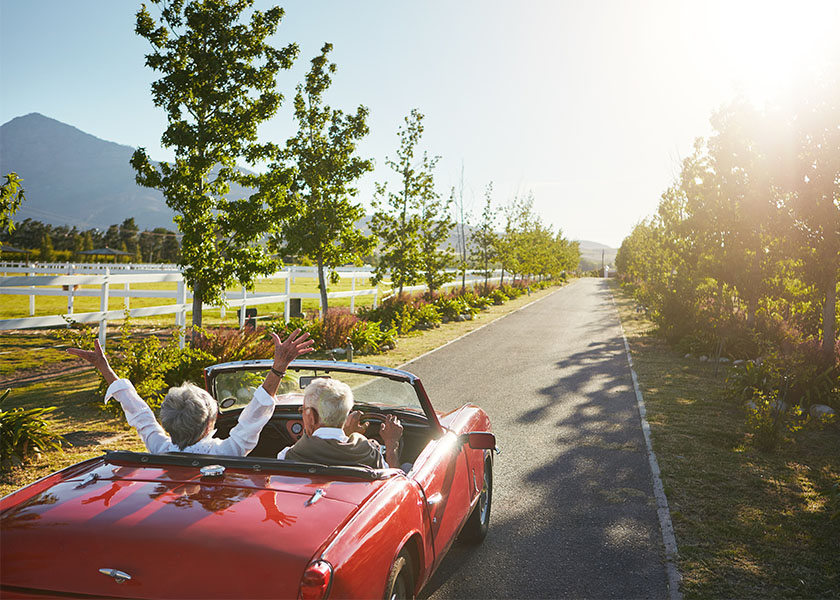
[1, 0, 837, 248]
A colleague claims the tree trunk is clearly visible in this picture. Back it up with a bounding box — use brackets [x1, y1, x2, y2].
[190, 281, 203, 346]
[746, 296, 757, 328]
[822, 274, 837, 361]
[317, 256, 329, 318]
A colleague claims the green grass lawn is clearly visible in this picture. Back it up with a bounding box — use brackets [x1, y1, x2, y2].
[611, 282, 839, 599]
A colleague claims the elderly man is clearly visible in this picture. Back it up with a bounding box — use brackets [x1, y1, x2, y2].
[67, 329, 313, 455]
[277, 377, 403, 469]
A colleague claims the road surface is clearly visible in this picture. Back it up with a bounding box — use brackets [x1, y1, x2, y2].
[409, 278, 671, 599]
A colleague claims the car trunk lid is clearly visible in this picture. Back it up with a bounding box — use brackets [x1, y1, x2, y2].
[1, 459, 386, 599]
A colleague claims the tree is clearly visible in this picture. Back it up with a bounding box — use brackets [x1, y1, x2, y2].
[103, 224, 121, 249]
[0, 173, 25, 234]
[774, 76, 840, 360]
[119, 218, 140, 257]
[82, 231, 94, 263]
[371, 109, 439, 295]
[131, 0, 298, 331]
[39, 233, 55, 263]
[452, 164, 470, 291]
[469, 183, 498, 291]
[269, 43, 374, 315]
[417, 175, 454, 294]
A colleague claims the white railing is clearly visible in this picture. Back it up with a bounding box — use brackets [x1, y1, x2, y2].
[0, 263, 506, 348]
[0, 266, 378, 348]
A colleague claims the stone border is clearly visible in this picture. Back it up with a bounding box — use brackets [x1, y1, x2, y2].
[613, 294, 683, 600]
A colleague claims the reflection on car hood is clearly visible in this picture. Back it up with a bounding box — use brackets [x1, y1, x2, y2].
[0, 457, 387, 599]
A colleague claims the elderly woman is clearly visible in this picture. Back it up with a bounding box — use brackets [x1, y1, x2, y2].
[67, 330, 313, 455]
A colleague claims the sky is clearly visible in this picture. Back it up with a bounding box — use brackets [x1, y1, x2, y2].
[1, 0, 838, 248]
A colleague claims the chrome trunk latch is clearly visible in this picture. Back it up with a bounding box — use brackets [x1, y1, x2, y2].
[75, 472, 99, 488]
[305, 488, 326, 506]
[99, 568, 132, 583]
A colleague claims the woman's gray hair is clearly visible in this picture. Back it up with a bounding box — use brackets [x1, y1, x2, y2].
[304, 378, 353, 428]
[160, 382, 218, 449]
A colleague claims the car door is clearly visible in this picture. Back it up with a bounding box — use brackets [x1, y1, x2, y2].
[410, 429, 474, 567]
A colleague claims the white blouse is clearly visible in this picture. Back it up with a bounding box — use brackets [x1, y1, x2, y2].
[105, 379, 275, 456]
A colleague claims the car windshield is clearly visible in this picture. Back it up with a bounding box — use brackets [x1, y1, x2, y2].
[212, 366, 424, 414]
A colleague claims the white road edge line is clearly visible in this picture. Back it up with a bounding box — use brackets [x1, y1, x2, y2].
[398, 280, 578, 370]
[612, 292, 683, 600]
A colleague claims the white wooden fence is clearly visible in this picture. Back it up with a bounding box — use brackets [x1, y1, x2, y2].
[0, 262, 502, 348]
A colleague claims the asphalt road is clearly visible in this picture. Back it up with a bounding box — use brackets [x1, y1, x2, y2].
[409, 278, 670, 599]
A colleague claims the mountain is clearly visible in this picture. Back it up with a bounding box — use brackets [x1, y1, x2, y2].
[0, 113, 176, 230]
[576, 240, 617, 270]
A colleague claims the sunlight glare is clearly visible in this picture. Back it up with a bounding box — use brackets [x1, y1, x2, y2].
[706, 0, 839, 105]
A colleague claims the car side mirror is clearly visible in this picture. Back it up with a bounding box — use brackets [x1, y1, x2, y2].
[459, 431, 496, 450]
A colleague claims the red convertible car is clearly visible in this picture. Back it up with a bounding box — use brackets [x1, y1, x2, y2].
[0, 360, 495, 599]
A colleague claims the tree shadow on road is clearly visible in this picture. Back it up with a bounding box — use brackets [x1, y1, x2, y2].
[422, 301, 670, 599]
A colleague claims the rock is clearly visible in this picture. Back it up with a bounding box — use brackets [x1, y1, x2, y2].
[684, 353, 693, 359]
[733, 360, 745, 366]
[719, 357, 730, 363]
[771, 399, 788, 413]
[810, 404, 836, 419]
[699, 355, 708, 362]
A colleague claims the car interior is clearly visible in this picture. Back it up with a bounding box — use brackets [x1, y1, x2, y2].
[210, 368, 440, 468]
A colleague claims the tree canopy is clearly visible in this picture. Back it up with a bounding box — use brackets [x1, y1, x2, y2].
[267, 42, 374, 315]
[131, 0, 298, 330]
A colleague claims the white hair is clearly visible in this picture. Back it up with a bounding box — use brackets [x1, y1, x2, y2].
[304, 378, 353, 428]
[160, 382, 218, 449]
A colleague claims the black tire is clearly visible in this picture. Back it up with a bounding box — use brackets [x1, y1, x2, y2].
[458, 453, 492, 544]
[383, 550, 414, 600]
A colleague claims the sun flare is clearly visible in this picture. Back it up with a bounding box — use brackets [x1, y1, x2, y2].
[698, 0, 840, 105]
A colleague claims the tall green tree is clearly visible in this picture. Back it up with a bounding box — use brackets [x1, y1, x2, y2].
[469, 182, 498, 291]
[417, 182, 454, 295]
[130, 0, 298, 330]
[775, 77, 840, 359]
[371, 109, 439, 295]
[267, 43, 374, 315]
[39, 233, 55, 262]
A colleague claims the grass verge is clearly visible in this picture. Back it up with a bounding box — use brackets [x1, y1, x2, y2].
[611, 281, 839, 599]
[0, 282, 564, 497]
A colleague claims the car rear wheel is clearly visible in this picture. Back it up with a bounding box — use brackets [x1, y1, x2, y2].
[458, 453, 492, 544]
[384, 551, 414, 600]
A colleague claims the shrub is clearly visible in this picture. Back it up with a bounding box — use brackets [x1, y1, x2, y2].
[195, 327, 273, 363]
[434, 297, 463, 321]
[726, 360, 780, 404]
[488, 289, 508, 305]
[746, 390, 803, 452]
[0, 389, 64, 469]
[500, 283, 525, 299]
[458, 290, 492, 310]
[267, 317, 323, 351]
[349, 320, 398, 355]
[414, 303, 442, 328]
[358, 296, 421, 335]
[320, 309, 360, 350]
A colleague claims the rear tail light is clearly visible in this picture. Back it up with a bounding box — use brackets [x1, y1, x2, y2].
[299, 559, 333, 600]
